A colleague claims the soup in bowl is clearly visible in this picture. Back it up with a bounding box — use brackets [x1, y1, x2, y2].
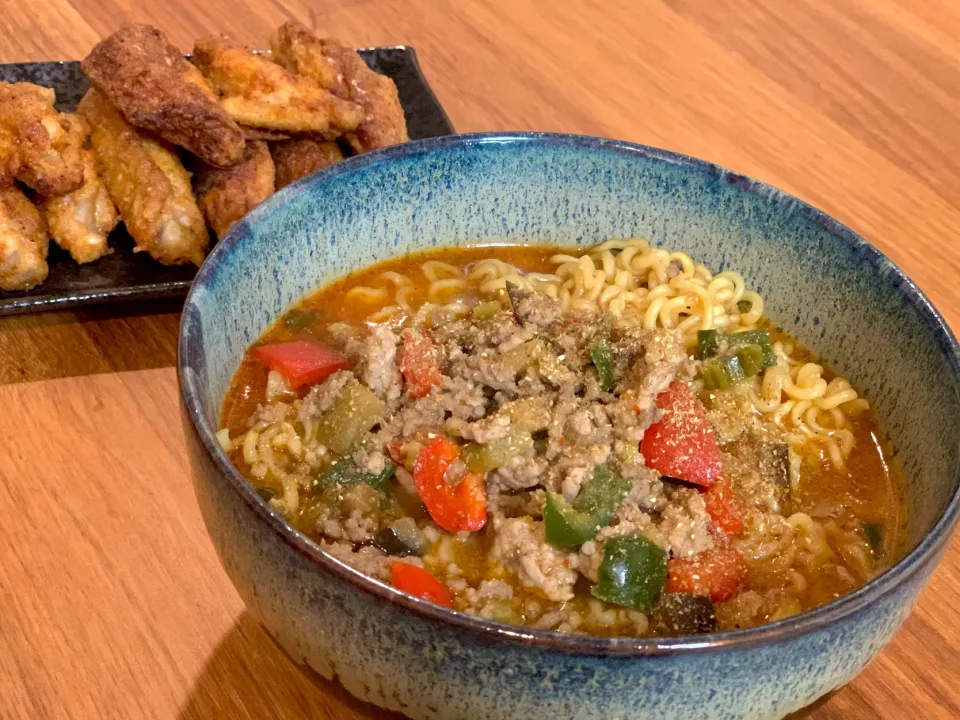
[179, 133, 960, 719]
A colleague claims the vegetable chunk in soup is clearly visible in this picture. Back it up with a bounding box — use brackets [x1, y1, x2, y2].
[220, 240, 904, 637]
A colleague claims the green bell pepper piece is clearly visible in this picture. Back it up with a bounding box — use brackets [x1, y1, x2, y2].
[591, 534, 668, 611]
[697, 328, 776, 368]
[701, 344, 768, 390]
[544, 466, 632, 549]
[543, 494, 599, 548]
[590, 338, 616, 392]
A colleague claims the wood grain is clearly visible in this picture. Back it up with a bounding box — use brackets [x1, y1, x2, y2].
[1, 0, 958, 717]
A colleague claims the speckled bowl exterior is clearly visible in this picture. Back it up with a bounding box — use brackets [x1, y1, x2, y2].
[178, 133, 960, 719]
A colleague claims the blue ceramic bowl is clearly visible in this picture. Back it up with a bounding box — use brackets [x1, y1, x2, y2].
[178, 133, 960, 719]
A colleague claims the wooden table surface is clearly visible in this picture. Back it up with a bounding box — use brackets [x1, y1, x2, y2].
[2, 1, 959, 718]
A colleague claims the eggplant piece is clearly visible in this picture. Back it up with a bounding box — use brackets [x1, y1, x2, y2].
[759, 442, 791, 490]
[651, 593, 718, 636]
[373, 517, 427, 557]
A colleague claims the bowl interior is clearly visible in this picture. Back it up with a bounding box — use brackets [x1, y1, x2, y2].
[181, 133, 960, 563]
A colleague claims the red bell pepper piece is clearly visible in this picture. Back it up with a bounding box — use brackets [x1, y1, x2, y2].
[640, 380, 724, 487]
[390, 561, 454, 608]
[252, 340, 349, 389]
[400, 330, 443, 399]
[666, 547, 748, 602]
[413, 436, 487, 532]
[703, 476, 745, 537]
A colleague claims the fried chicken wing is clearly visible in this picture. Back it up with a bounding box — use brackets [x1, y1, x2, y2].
[77, 89, 209, 266]
[194, 140, 275, 238]
[270, 137, 343, 189]
[40, 115, 120, 264]
[192, 35, 363, 135]
[270, 22, 408, 153]
[270, 21, 347, 97]
[82, 23, 246, 168]
[0, 185, 49, 291]
[0, 82, 85, 196]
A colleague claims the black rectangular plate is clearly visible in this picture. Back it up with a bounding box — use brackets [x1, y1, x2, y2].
[0, 48, 455, 316]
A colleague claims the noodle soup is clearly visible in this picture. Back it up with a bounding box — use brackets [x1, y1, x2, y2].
[219, 242, 903, 637]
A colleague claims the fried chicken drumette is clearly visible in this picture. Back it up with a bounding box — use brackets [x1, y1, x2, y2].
[192, 35, 363, 135]
[270, 22, 408, 153]
[39, 114, 120, 264]
[0, 185, 49, 291]
[194, 140, 275, 238]
[82, 23, 246, 167]
[270, 137, 343, 189]
[0, 82, 85, 196]
[78, 89, 209, 266]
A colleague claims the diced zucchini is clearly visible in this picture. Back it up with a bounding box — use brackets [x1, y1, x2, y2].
[314, 381, 384, 455]
[472, 301, 502, 320]
[462, 432, 534, 473]
[499, 340, 543, 375]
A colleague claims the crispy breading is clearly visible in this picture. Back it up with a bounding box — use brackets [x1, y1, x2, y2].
[270, 21, 347, 96]
[270, 137, 343, 189]
[0, 82, 85, 196]
[40, 115, 120, 264]
[82, 23, 246, 167]
[0, 185, 49, 291]
[192, 35, 363, 135]
[77, 89, 209, 266]
[270, 22, 408, 153]
[194, 140, 275, 238]
[240, 126, 290, 142]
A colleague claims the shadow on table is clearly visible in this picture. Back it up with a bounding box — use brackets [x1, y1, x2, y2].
[0, 298, 182, 385]
[178, 612, 405, 720]
[181, 613, 848, 719]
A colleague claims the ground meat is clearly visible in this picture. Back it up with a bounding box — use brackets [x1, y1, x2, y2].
[439, 376, 487, 420]
[489, 450, 548, 491]
[391, 394, 448, 438]
[622, 329, 687, 414]
[462, 411, 512, 443]
[449, 350, 518, 393]
[489, 514, 579, 602]
[328, 322, 360, 345]
[433, 311, 522, 353]
[507, 284, 563, 330]
[656, 487, 715, 559]
[352, 447, 386, 475]
[564, 404, 613, 447]
[297, 370, 354, 423]
[613, 452, 665, 511]
[536, 347, 577, 388]
[606, 396, 653, 443]
[540, 445, 610, 497]
[351, 325, 402, 407]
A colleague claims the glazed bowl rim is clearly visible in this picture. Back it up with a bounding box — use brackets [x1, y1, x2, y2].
[178, 131, 960, 657]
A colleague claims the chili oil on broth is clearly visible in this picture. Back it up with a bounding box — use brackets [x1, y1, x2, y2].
[219, 242, 905, 637]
